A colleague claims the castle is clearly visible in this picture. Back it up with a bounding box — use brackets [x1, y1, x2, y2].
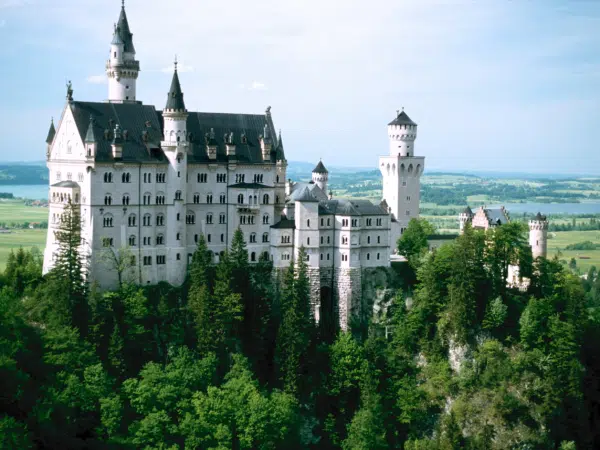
[42, 2, 426, 328]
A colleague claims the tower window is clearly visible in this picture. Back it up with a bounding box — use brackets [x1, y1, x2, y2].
[114, 52, 116, 58]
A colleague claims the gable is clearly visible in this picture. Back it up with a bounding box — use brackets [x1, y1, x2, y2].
[49, 105, 86, 161]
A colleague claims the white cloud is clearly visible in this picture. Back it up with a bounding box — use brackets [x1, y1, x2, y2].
[86, 74, 106, 84]
[0, 0, 28, 8]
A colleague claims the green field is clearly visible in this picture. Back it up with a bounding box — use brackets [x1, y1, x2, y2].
[0, 199, 48, 224]
[0, 229, 46, 271]
[548, 230, 600, 272]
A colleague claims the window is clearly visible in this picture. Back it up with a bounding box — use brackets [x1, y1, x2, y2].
[377, 253, 380, 260]
[143, 236, 150, 246]
[220, 194, 226, 204]
[327, 236, 331, 244]
[156, 194, 165, 205]
[327, 253, 330, 261]
[122, 173, 131, 183]
[342, 254, 348, 262]
[250, 233, 257, 243]
[156, 173, 166, 183]
[104, 194, 112, 206]
[376, 218, 382, 226]
[282, 253, 291, 261]
[157, 255, 166, 264]
[128, 214, 136, 227]
[143, 214, 151, 226]
[307, 219, 310, 228]
[320, 236, 324, 244]
[217, 174, 227, 183]
[193, 194, 200, 204]
[221, 233, 225, 243]
[377, 236, 381, 244]
[206, 194, 213, 204]
[307, 237, 310, 245]
[186, 212, 196, 224]
[367, 236, 371, 244]
[156, 214, 165, 226]
[367, 253, 370, 260]
[56, 171, 61, 181]
[176, 253, 181, 261]
[352, 219, 358, 227]
[122, 194, 130, 205]
[175, 190, 182, 200]
[342, 236, 348, 245]
[235, 174, 246, 183]
[143, 193, 151, 205]
[176, 153, 182, 163]
[282, 235, 291, 244]
[402, 181, 407, 187]
[263, 194, 269, 204]
[251, 252, 256, 262]
[276, 195, 280, 204]
[406, 196, 411, 201]
[102, 237, 114, 247]
[143, 256, 152, 266]
[156, 234, 164, 245]
[263, 214, 270, 225]
[177, 213, 180, 221]
[176, 232, 181, 241]
[320, 253, 323, 261]
[342, 219, 349, 227]
[194, 234, 198, 243]
[406, 210, 410, 216]
[67, 172, 72, 180]
[206, 213, 213, 224]
[366, 218, 372, 226]
[262, 232, 269, 243]
[327, 218, 331, 226]
[305, 254, 310, 262]
[219, 213, 226, 224]
[207, 234, 212, 243]
[237, 194, 244, 204]
[78, 173, 84, 182]
[103, 216, 113, 227]
[103, 172, 113, 183]
[198, 173, 208, 183]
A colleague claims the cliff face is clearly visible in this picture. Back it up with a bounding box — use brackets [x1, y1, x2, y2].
[359, 266, 406, 326]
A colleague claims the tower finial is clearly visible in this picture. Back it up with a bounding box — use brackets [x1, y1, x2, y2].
[122, 0, 125, 8]
[174, 54, 178, 71]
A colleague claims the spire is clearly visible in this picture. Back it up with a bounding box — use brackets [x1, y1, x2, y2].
[165, 57, 186, 111]
[85, 115, 97, 143]
[275, 129, 286, 161]
[116, 0, 135, 53]
[46, 118, 56, 144]
[312, 159, 328, 174]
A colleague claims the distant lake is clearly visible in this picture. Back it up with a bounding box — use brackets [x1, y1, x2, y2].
[0, 185, 48, 200]
[489, 203, 600, 215]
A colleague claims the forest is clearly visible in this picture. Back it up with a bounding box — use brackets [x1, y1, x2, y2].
[1, 203, 600, 449]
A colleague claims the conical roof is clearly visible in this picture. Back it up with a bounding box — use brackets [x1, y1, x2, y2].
[388, 110, 416, 126]
[45, 118, 56, 144]
[462, 206, 473, 215]
[165, 65, 186, 111]
[275, 130, 286, 161]
[116, 2, 135, 53]
[312, 160, 328, 174]
[293, 186, 319, 203]
[534, 212, 547, 221]
[85, 115, 97, 143]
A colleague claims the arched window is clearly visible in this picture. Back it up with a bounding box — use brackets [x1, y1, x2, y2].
[220, 193, 226, 204]
[193, 193, 200, 204]
[206, 194, 213, 204]
[219, 213, 226, 224]
[104, 194, 112, 206]
[129, 235, 136, 246]
[262, 232, 269, 243]
[263, 214, 270, 225]
[307, 219, 310, 228]
[143, 214, 152, 226]
[122, 172, 131, 183]
[143, 192, 151, 205]
[307, 237, 310, 245]
[156, 214, 165, 226]
[238, 193, 244, 204]
[367, 236, 371, 244]
[186, 211, 195, 225]
[128, 214, 136, 227]
[103, 215, 113, 228]
[122, 194, 130, 205]
[175, 190, 182, 200]
[156, 234, 164, 245]
[263, 194, 269, 204]
[250, 233, 257, 243]
[206, 213, 213, 224]
[251, 252, 256, 262]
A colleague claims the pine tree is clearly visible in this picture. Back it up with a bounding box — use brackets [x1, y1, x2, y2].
[188, 234, 215, 354]
[47, 200, 88, 334]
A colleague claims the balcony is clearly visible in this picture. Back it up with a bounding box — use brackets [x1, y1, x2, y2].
[237, 203, 260, 213]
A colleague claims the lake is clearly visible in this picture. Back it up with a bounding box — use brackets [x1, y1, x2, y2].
[489, 202, 600, 215]
[0, 185, 48, 200]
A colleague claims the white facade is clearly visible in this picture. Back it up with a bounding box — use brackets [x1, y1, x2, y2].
[529, 214, 549, 259]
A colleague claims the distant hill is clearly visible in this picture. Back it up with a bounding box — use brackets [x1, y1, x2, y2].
[0, 164, 48, 185]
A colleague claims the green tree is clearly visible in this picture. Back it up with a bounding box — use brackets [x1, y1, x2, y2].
[397, 218, 435, 270]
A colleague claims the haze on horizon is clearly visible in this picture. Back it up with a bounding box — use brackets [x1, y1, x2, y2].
[0, 0, 598, 174]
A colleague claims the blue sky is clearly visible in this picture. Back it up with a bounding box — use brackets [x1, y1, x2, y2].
[0, 0, 598, 174]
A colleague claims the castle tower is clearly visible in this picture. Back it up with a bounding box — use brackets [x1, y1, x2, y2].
[312, 160, 329, 194]
[379, 109, 425, 247]
[106, 1, 140, 103]
[160, 58, 188, 285]
[459, 206, 473, 234]
[529, 212, 548, 259]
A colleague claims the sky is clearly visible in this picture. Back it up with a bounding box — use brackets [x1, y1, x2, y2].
[0, 0, 598, 174]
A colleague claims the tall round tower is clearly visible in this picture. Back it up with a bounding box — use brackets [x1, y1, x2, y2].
[387, 108, 417, 157]
[529, 212, 548, 259]
[459, 206, 473, 234]
[312, 160, 329, 194]
[106, 1, 140, 103]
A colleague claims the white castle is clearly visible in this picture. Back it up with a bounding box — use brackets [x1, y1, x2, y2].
[42, 2, 426, 327]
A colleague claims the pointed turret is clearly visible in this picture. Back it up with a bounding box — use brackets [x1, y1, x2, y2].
[312, 159, 329, 193]
[275, 129, 286, 161]
[165, 60, 186, 111]
[46, 118, 56, 144]
[162, 58, 189, 147]
[312, 160, 328, 174]
[85, 115, 97, 143]
[116, 0, 135, 53]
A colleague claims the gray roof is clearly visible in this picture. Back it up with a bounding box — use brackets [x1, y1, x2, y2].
[320, 199, 388, 217]
[291, 186, 319, 202]
[228, 182, 273, 189]
[312, 160, 328, 174]
[165, 68, 186, 111]
[388, 110, 416, 126]
[462, 206, 473, 215]
[52, 181, 79, 188]
[534, 212, 547, 221]
[116, 4, 135, 53]
[288, 182, 328, 202]
[271, 217, 296, 229]
[46, 119, 56, 144]
[483, 208, 509, 226]
[84, 116, 97, 143]
[67, 101, 285, 165]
